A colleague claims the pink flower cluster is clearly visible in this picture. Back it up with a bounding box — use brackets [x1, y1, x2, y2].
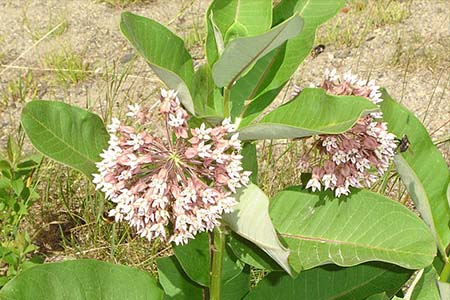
[302, 70, 397, 197]
[93, 89, 250, 245]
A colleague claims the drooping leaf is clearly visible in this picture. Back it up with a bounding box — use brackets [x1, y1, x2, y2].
[270, 187, 436, 273]
[407, 267, 441, 300]
[205, 0, 273, 65]
[229, 0, 345, 119]
[212, 14, 303, 88]
[0, 259, 164, 300]
[21, 100, 109, 178]
[447, 183, 450, 208]
[173, 232, 210, 287]
[228, 233, 282, 271]
[222, 183, 291, 275]
[244, 262, 412, 300]
[120, 12, 195, 114]
[438, 281, 450, 300]
[380, 89, 450, 257]
[238, 88, 378, 140]
[157, 256, 204, 300]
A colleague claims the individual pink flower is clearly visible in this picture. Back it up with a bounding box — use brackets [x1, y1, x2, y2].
[93, 89, 251, 245]
[299, 70, 397, 197]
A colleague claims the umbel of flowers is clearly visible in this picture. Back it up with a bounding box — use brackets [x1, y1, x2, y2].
[301, 70, 397, 197]
[93, 89, 251, 245]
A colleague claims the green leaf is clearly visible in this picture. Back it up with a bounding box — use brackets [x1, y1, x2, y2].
[6, 136, 20, 166]
[270, 187, 436, 273]
[157, 256, 204, 300]
[21, 101, 109, 178]
[220, 244, 250, 300]
[365, 293, 390, 300]
[0, 259, 164, 300]
[222, 264, 250, 300]
[222, 184, 291, 275]
[172, 232, 248, 293]
[212, 14, 303, 88]
[238, 88, 378, 140]
[229, 0, 345, 119]
[406, 267, 441, 300]
[380, 89, 450, 257]
[241, 142, 258, 184]
[205, 0, 273, 65]
[192, 64, 222, 117]
[173, 232, 210, 287]
[120, 12, 195, 114]
[228, 233, 282, 271]
[244, 262, 412, 300]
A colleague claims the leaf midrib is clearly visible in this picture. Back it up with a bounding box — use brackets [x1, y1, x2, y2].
[280, 232, 430, 257]
[25, 109, 95, 166]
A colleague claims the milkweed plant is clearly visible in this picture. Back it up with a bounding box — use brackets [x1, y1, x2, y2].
[2, 1, 449, 299]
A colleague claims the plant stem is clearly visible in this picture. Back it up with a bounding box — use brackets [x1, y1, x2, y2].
[210, 225, 225, 300]
[440, 257, 450, 282]
[223, 86, 230, 118]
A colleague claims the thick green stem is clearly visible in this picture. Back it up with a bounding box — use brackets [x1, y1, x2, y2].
[223, 86, 231, 118]
[210, 225, 225, 300]
[440, 257, 450, 282]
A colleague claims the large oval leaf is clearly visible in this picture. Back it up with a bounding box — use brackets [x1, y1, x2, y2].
[244, 262, 412, 300]
[212, 14, 303, 88]
[222, 183, 291, 275]
[0, 259, 164, 300]
[120, 12, 195, 114]
[230, 0, 345, 119]
[238, 88, 378, 140]
[380, 89, 450, 257]
[270, 187, 436, 273]
[21, 100, 109, 178]
[205, 0, 273, 65]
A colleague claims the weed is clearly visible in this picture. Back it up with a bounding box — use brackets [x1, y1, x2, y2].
[22, 7, 69, 41]
[0, 133, 43, 286]
[184, 25, 205, 51]
[390, 32, 450, 71]
[317, 0, 412, 48]
[1, 71, 38, 109]
[43, 47, 90, 85]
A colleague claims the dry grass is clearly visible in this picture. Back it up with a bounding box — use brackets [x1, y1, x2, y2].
[318, 0, 412, 48]
[43, 46, 90, 85]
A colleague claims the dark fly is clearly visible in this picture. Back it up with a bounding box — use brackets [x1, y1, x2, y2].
[311, 44, 325, 58]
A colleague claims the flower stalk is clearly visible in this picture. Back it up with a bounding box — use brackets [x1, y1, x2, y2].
[210, 225, 225, 300]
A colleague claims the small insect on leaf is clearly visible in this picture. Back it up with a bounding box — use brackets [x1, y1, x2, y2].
[395, 134, 411, 153]
[311, 44, 325, 58]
